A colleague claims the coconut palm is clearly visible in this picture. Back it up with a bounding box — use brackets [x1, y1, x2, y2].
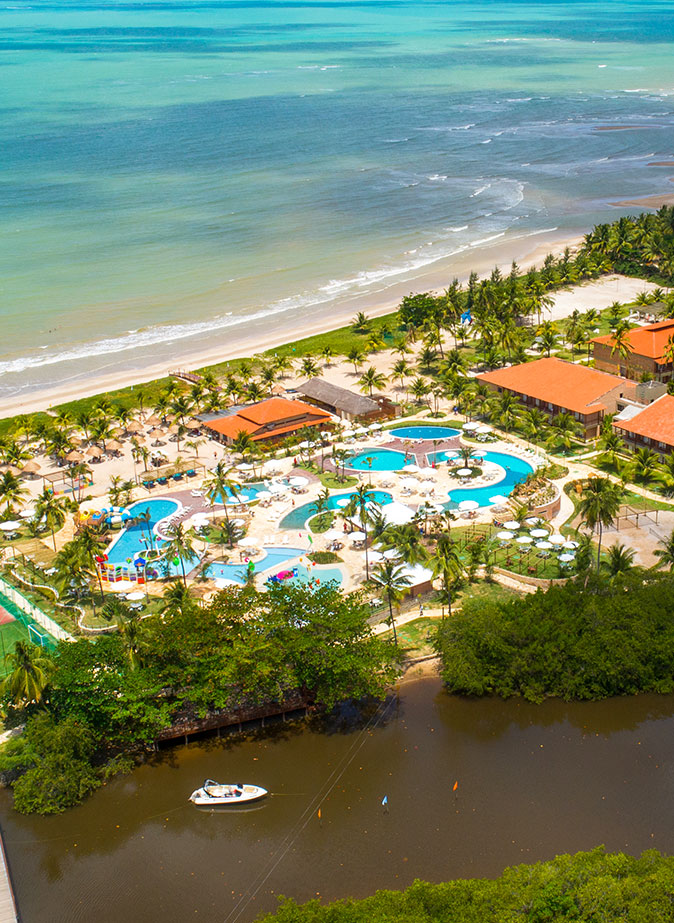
[35, 489, 68, 551]
[162, 522, 196, 587]
[300, 356, 320, 378]
[2, 641, 53, 706]
[372, 560, 411, 646]
[331, 448, 350, 483]
[358, 366, 387, 397]
[632, 447, 660, 483]
[601, 543, 636, 581]
[546, 412, 583, 455]
[161, 579, 196, 616]
[379, 523, 428, 567]
[203, 461, 240, 545]
[352, 312, 372, 334]
[432, 534, 464, 618]
[653, 529, 674, 571]
[577, 477, 624, 571]
[351, 484, 378, 580]
[346, 346, 365, 373]
[0, 470, 27, 513]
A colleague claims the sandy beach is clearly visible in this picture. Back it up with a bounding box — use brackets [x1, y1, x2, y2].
[0, 228, 586, 419]
[0, 216, 665, 422]
[612, 179, 674, 209]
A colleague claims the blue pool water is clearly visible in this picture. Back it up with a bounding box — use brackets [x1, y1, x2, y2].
[390, 426, 460, 441]
[207, 547, 307, 585]
[288, 564, 343, 588]
[439, 451, 534, 508]
[280, 490, 393, 531]
[106, 498, 180, 565]
[346, 449, 410, 472]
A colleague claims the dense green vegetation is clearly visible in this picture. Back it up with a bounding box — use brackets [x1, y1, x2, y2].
[434, 572, 674, 703]
[257, 847, 674, 922]
[0, 582, 397, 814]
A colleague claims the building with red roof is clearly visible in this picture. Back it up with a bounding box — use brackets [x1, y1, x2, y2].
[591, 318, 674, 382]
[613, 393, 674, 457]
[477, 357, 635, 438]
[203, 397, 333, 445]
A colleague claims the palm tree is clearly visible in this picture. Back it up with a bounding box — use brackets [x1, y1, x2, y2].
[610, 320, 634, 364]
[458, 445, 477, 468]
[653, 529, 674, 571]
[379, 523, 428, 567]
[2, 641, 53, 706]
[320, 346, 334, 367]
[35, 489, 67, 551]
[352, 312, 372, 334]
[632, 447, 660, 483]
[600, 431, 625, 468]
[161, 579, 196, 616]
[391, 358, 411, 392]
[546, 412, 582, 455]
[311, 487, 331, 523]
[0, 471, 27, 513]
[301, 356, 320, 378]
[331, 448, 350, 483]
[117, 613, 144, 670]
[346, 346, 365, 374]
[162, 522, 196, 586]
[373, 560, 410, 646]
[203, 461, 240, 544]
[351, 484, 378, 580]
[577, 477, 624, 571]
[358, 366, 387, 396]
[601, 543, 636, 581]
[432, 534, 464, 618]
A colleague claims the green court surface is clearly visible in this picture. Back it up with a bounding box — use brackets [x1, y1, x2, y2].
[0, 592, 55, 678]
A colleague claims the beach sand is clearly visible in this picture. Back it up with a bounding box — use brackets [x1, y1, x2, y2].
[612, 179, 674, 209]
[0, 229, 585, 419]
[0, 218, 665, 421]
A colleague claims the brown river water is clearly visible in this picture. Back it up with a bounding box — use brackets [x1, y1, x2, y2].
[2, 676, 674, 923]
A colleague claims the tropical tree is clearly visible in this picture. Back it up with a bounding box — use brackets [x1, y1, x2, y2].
[632, 447, 660, 483]
[546, 412, 582, 455]
[653, 529, 674, 571]
[352, 312, 372, 334]
[203, 461, 240, 544]
[601, 543, 636, 581]
[358, 366, 387, 396]
[0, 471, 27, 513]
[432, 534, 464, 618]
[162, 522, 196, 587]
[372, 560, 410, 646]
[346, 347, 365, 373]
[300, 356, 320, 378]
[577, 477, 624, 571]
[351, 484, 378, 580]
[35, 489, 68, 551]
[379, 523, 428, 567]
[2, 641, 53, 707]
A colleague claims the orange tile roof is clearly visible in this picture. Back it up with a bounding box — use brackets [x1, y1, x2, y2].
[614, 394, 674, 447]
[591, 319, 674, 362]
[477, 357, 630, 415]
[204, 397, 332, 441]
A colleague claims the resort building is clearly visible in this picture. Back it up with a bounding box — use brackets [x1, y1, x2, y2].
[202, 397, 333, 445]
[296, 378, 398, 422]
[477, 357, 634, 439]
[613, 393, 674, 457]
[591, 319, 674, 382]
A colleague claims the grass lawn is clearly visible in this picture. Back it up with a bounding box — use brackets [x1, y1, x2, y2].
[381, 616, 438, 658]
[450, 523, 572, 580]
[317, 470, 358, 490]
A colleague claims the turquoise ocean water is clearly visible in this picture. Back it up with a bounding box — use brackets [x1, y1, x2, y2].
[1, 0, 674, 402]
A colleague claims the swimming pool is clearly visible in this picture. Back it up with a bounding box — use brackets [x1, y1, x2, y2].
[440, 451, 534, 508]
[346, 449, 410, 471]
[389, 425, 460, 440]
[207, 546, 306, 585]
[279, 490, 393, 530]
[106, 498, 180, 565]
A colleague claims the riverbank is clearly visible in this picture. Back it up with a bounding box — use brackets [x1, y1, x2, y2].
[3, 675, 674, 923]
[0, 226, 584, 419]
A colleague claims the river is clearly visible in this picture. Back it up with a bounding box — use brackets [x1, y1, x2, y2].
[2, 676, 674, 922]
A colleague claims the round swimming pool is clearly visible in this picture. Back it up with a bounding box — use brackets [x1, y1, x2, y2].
[390, 425, 459, 440]
[346, 449, 409, 471]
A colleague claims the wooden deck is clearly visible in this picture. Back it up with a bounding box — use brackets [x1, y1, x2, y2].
[0, 830, 18, 922]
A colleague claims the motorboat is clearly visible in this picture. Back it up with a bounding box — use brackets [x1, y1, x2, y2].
[189, 780, 268, 806]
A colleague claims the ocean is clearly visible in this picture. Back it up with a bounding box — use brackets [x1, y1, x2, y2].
[1, 0, 674, 405]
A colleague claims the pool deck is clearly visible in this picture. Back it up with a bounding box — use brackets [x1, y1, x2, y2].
[382, 435, 462, 466]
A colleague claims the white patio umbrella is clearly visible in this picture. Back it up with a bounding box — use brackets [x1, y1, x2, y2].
[400, 463, 420, 474]
[559, 553, 575, 563]
[496, 530, 515, 540]
[324, 529, 344, 541]
[336, 498, 351, 508]
[126, 590, 145, 602]
[228, 494, 250, 504]
[0, 520, 22, 531]
[563, 540, 579, 550]
[349, 531, 366, 541]
[457, 468, 472, 477]
[255, 490, 272, 500]
[368, 550, 385, 563]
[504, 520, 521, 530]
[516, 535, 533, 545]
[458, 499, 479, 511]
[535, 540, 553, 550]
[549, 534, 565, 545]
[525, 516, 542, 525]
[238, 537, 257, 547]
[383, 549, 401, 560]
[237, 462, 254, 471]
[288, 476, 309, 487]
[369, 422, 383, 430]
[19, 509, 35, 519]
[443, 451, 460, 459]
[297, 441, 312, 450]
[400, 477, 417, 488]
[353, 427, 368, 436]
[462, 422, 478, 431]
[476, 424, 492, 434]
[530, 528, 549, 538]
[267, 484, 286, 494]
[489, 495, 509, 505]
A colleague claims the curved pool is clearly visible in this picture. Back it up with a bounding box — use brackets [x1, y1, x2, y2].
[346, 449, 410, 471]
[441, 450, 535, 508]
[207, 546, 306, 585]
[106, 498, 180, 565]
[390, 425, 460, 440]
[279, 489, 393, 531]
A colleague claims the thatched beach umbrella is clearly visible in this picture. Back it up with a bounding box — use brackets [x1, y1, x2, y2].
[86, 445, 103, 459]
[107, 439, 124, 451]
[146, 415, 161, 427]
[126, 420, 143, 434]
[65, 450, 85, 464]
[21, 459, 41, 475]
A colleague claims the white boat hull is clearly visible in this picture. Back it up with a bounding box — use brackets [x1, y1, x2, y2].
[189, 781, 268, 806]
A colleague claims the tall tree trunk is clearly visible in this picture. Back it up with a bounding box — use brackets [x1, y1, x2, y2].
[388, 594, 398, 646]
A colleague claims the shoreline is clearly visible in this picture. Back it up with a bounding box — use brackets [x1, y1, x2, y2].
[0, 227, 585, 420]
